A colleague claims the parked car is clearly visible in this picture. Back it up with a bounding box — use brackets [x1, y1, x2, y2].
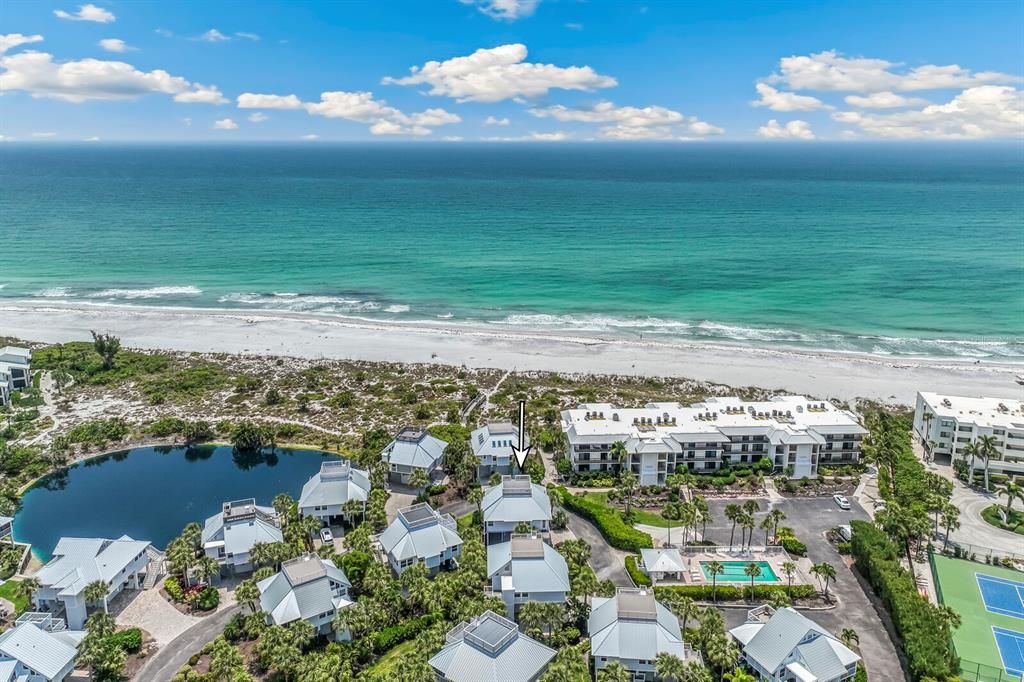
[833, 494, 851, 510]
[319, 527, 334, 544]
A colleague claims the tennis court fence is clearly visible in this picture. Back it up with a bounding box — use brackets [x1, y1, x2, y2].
[958, 659, 1022, 682]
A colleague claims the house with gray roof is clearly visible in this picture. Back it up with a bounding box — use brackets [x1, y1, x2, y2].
[34, 536, 157, 630]
[487, 535, 569, 619]
[729, 605, 860, 682]
[202, 499, 282, 574]
[637, 548, 686, 583]
[0, 613, 84, 682]
[257, 553, 354, 641]
[470, 422, 529, 481]
[298, 459, 371, 526]
[0, 347, 30, 408]
[377, 503, 462, 576]
[381, 427, 447, 485]
[481, 476, 552, 545]
[428, 610, 556, 682]
[589, 587, 702, 681]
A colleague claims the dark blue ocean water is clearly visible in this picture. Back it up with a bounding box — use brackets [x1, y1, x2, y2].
[1, 143, 1021, 358]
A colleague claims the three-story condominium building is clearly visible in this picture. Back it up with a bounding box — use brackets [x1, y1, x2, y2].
[257, 554, 354, 641]
[380, 427, 448, 485]
[0, 346, 30, 408]
[481, 476, 552, 545]
[377, 503, 463, 576]
[470, 422, 529, 481]
[298, 459, 371, 526]
[915, 392, 1024, 477]
[428, 610, 556, 682]
[202, 499, 283, 574]
[486, 535, 570, 619]
[562, 396, 866, 484]
[588, 587, 702, 681]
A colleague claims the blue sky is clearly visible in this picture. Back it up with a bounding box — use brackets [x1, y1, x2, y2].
[1, 0, 1022, 141]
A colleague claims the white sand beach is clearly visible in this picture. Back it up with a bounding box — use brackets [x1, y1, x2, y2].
[1, 301, 1019, 405]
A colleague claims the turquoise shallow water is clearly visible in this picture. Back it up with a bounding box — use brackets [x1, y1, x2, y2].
[0, 143, 1021, 359]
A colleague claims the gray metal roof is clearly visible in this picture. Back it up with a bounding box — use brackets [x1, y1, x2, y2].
[378, 503, 463, 562]
[487, 538, 570, 594]
[36, 536, 152, 598]
[481, 477, 552, 525]
[795, 635, 855, 680]
[639, 548, 686, 574]
[257, 555, 352, 625]
[381, 427, 447, 469]
[470, 423, 528, 458]
[202, 503, 282, 556]
[0, 621, 79, 680]
[298, 460, 371, 509]
[588, 589, 685, 661]
[730, 607, 856, 677]
[429, 610, 555, 682]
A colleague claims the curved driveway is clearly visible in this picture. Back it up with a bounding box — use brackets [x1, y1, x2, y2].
[134, 605, 242, 682]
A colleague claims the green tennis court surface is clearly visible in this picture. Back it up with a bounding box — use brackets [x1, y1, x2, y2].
[932, 554, 1024, 680]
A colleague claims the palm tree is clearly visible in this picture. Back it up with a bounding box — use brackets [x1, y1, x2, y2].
[723, 669, 757, 682]
[194, 555, 221, 585]
[963, 441, 980, 484]
[781, 561, 797, 597]
[744, 562, 762, 602]
[610, 440, 629, 474]
[705, 560, 724, 603]
[920, 410, 934, 442]
[468, 486, 484, 513]
[409, 467, 430, 490]
[997, 481, 1024, 520]
[662, 501, 683, 547]
[724, 504, 742, 548]
[740, 513, 755, 550]
[655, 652, 687, 682]
[342, 498, 364, 526]
[617, 470, 639, 517]
[938, 604, 962, 631]
[759, 515, 774, 546]
[667, 594, 701, 632]
[693, 495, 710, 540]
[810, 562, 837, 600]
[12, 577, 41, 609]
[301, 516, 322, 551]
[840, 628, 860, 650]
[234, 579, 260, 614]
[941, 503, 961, 552]
[598, 661, 631, 682]
[272, 493, 296, 525]
[83, 580, 109, 614]
[978, 435, 999, 491]
[768, 508, 786, 539]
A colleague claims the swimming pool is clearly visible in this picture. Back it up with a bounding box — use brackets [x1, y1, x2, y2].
[700, 560, 779, 582]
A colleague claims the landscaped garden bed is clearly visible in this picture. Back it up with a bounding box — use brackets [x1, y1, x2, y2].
[162, 575, 219, 615]
[981, 503, 1024, 535]
[775, 474, 856, 497]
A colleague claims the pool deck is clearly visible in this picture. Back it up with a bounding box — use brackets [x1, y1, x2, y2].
[644, 545, 811, 586]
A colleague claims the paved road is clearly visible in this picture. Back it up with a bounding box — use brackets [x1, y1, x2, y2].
[703, 496, 906, 682]
[948, 480, 1022, 556]
[564, 512, 631, 586]
[134, 604, 242, 682]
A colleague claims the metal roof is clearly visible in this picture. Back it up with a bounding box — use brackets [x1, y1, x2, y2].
[257, 555, 351, 625]
[298, 459, 371, 509]
[379, 504, 463, 562]
[0, 621, 79, 680]
[429, 610, 556, 682]
[381, 428, 448, 469]
[588, 589, 686, 661]
[36, 536, 152, 597]
[487, 538, 570, 595]
[481, 478, 552, 525]
[470, 423, 528, 458]
[730, 607, 858, 677]
[202, 503, 282, 557]
[639, 548, 686, 574]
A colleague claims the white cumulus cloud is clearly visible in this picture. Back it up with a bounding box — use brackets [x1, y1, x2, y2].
[305, 90, 461, 136]
[98, 38, 132, 53]
[198, 29, 230, 43]
[382, 43, 617, 103]
[248, 112, 268, 123]
[173, 84, 227, 104]
[213, 118, 238, 130]
[0, 34, 44, 55]
[843, 91, 929, 109]
[235, 32, 261, 41]
[751, 83, 829, 112]
[529, 101, 723, 139]
[484, 115, 510, 126]
[757, 119, 816, 140]
[237, 93, 303, 109]
[459, 0, 540, 21]
[54, 3, 115, 23]
[300, 134, 319, 140]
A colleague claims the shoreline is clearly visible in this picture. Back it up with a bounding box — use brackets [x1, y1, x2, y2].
[2, 301, 1020, 405]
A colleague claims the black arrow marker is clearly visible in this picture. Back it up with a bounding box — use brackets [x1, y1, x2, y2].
[511, 399, 531, 471]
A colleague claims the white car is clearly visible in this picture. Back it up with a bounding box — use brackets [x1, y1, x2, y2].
[319, 527, 334, 544]
[833, 494, 851, 510]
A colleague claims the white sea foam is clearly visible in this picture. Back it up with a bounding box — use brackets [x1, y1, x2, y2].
[383, 304, 410, 313]
[218, 292, 384, 313]
[36, 287, 74, 298]
[91, 286, 203, 299]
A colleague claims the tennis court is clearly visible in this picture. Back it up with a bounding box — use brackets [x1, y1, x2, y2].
[979, 574, 1024, 619]
[992, 628, 1024, 678]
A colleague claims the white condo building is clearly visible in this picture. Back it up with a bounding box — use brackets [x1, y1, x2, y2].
[915, 392, 1024, 477]
[0, 347, 31, 407]
[562, 396, 866, 485]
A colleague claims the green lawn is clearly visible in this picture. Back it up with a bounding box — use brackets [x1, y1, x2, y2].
[0, 580, 30, 615]
[932, 554, 1023, 678]
[581, 492, 682, 529]
[982, 504, 1024, 535]
[364, 639, 417, 676]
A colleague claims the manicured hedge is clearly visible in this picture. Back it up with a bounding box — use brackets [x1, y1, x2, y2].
[372, 614, 437, 652]
[624, 556, 652, 586]
[849, 520, 958, 680]
[654, 583, 815, 602]
[549, 487, 653, 551]
[110, 628, 143, 653]
[777, 527, 807, 557]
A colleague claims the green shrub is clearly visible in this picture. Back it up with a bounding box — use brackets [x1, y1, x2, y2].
[145, 416, 185, 437]
[164, 576, 185, 602]
[625, 556, 652, 586]
[194, 586, 219, 611]
[371, 614, 436, 652]
[549, 487, 652, 551]
[777, 527, 807, 556]
[110, 628, 143, 653]
[850, 521, 957, 680]
[65, 418, 130, 446]
[654, 584, 816, 602]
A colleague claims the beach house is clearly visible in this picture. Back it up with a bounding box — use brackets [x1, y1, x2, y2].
[486, 535, 570, 619]
[298, 459, 371, 526]
[481, 476, 552, 545]
[428, 610, 556, 682]
[470, 422, 528, 481]
[562, 396, 866, 484]
[202, 499, 282, 574]
[915, 392, 1024, 478]
[257, 554, 354, 641]
[637, 548, 686, 583]
[0, 346, 30, 407]
[729, 605, 860, 681]
[380, 426, 447, 485]
[0, 613, 85, 682]
[33, 536, 158, 630]
[588, 587, 702, 681]
[377, 503, 463, 576]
